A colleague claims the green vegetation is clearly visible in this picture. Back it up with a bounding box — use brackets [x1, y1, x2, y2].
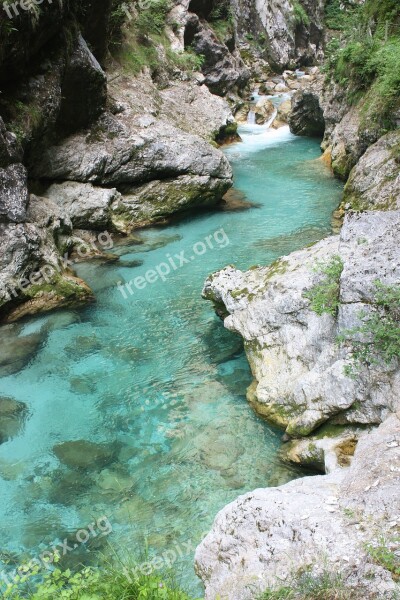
[1, 559, 197, 599]
[323, 0, 400, 130]
[304, 255, 344, 317]
[111, 0, 204, 76]
[259, 568, 355, 599]
[366, 537, 400, 580]
[340, 281, 400, 371]
[208, 0, 235, 44]
[292, 1, 310, 27]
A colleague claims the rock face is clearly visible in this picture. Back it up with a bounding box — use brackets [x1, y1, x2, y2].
[195, 412, 400, 599]
[343, 131, 400, 211]
[289, 88, 325, 137]
[185, 14, 249, 96]
[232, 0, 325, 70]
[203, 210, 400, 437]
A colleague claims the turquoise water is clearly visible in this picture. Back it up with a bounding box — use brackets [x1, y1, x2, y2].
[0, 123, 342, 593]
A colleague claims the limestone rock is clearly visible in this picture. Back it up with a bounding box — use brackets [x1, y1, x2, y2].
[289, 89, 325, 137]
[343, 131, 400, 211]
[43, 182, 121, 231]
[195, 413, 400, 599]
[203, 211, 400, 437]
[0, 164, 29, 223]
[0, 397, 28, 444]
[56, 34, 107, 136]
[254, 98, 275, 125]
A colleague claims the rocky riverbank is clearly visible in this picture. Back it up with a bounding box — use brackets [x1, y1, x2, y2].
[194, 2, 400, 597]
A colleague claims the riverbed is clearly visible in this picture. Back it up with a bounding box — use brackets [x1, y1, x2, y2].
[0, 120, 342, 593]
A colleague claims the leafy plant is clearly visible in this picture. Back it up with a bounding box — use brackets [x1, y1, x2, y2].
[340, 281, 400, 370]
[366, 537, 400, 580]
[304, 255, 344, 317]
[292, 1, 310, 27]
[259, 567, 355, 599]
[1, 558, 197, 599]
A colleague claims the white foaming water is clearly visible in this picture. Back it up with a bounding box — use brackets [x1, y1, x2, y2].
[225, 122, 294, 158]
[247, 110, 256, 124]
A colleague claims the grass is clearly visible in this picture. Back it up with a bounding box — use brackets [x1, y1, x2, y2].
[323, 0, 400, 131]
[304, 255, 344, 317]
[340, 281, 400, 373]
[366, 537, 400, 581]
[1, 554, 199, 599]
[291, 1, 310, 27]
[259, 568, 356, 599]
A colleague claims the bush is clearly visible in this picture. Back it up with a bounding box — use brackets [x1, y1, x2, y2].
[340, 281, 400, 370]
[292, 1, 310, 27]
[304, 255, 344, 317]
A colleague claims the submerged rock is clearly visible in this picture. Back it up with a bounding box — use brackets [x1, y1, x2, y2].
[53, 440, 117, 470]
[0, 327, 45, 377]
[0, 397, 28, 444]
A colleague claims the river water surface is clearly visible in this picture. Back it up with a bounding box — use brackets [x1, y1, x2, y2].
[0, 120, 342, 593]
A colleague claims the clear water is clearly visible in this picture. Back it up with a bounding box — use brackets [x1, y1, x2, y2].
[0, 124, 342, 593]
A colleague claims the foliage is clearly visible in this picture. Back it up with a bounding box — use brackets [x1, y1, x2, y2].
[1, 559, 197, 599]
[136, 0, 171, 35]
[304, 255, 344, 317]
[340, 281, 400, 371]
[259, 568, 356, 599]
[323, 0, 400, 128]
[366, 537, 400, 580]
[292, 1, 310, 27]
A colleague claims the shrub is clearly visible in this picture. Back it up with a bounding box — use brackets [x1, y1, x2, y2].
[340, 281, 400, 370]
[366, 536, 400, 580]
[304, 255, 344, 317]
[292, 1, 310, 27]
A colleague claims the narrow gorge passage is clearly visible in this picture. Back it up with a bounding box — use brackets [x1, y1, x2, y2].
[0, 118, 342, 593]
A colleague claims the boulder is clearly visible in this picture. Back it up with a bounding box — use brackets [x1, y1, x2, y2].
[195, 414, 400, 599]
[0, 397, 28, 444]
[43, 182, 121, 231]
[343, 131, 400, 210]
[56, 34, 107, 136]
[53, 440, 117, 470]
[289, 89, 325, 137]
[202, 210, 400, 437]
[30, 112, 232, 193]
[0, 164, 29, 223]
[185, 14, 249, 96]
[254, 98, 275, 125]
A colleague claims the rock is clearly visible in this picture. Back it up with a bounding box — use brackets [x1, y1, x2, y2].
[202, 210, 400, 437]
[272, 99, 292, 128]
[114, 174, 231, 228]
[232, 0, 325, 71]
[185, 14, 249, 96]
[195, 413, 400, 600]
[0, 164, 29, 223]
[53, 440, 117, 470]
[343, 131, 400, 211]
[289, 89, 325, 137]
[56, 34, 107, 136]
[0, 397, 28, 444]
[0, 327, 45, 377]
[43, 182, 122, 231]
[254, 98, 275, 125]
[274, 82, 289, 93]
[0, 118, 22, 167]
[30, 112, 232, 189]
